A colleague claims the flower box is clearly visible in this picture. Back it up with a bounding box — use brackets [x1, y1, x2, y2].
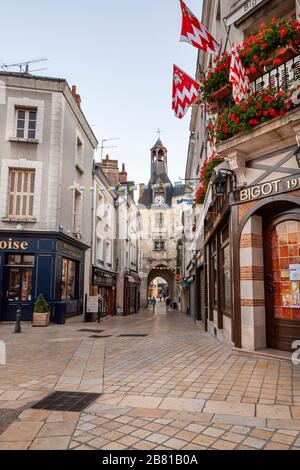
[32, 312, 50, 327]
[247, 63, 265, 81]
[273, 41, 298, 64]
[212, 84, 232, 101]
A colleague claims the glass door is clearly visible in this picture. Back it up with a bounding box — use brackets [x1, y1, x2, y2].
[3, 255, 35, 321]
[264, 219, 300, 351]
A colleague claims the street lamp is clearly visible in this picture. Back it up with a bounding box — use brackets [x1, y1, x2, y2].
[212, 161, 237, 196]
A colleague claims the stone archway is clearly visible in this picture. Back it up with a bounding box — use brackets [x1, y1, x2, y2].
[147, 265, 176, 305]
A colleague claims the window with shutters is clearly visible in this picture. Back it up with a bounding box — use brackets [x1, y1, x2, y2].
[8, 169, 35, 218]
[15, 108, 37, 140]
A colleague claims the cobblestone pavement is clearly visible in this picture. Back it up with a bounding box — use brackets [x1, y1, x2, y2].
[0, 304, 300, 450]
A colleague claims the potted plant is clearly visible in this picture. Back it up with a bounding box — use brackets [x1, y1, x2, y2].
[32, 294, 50, 327]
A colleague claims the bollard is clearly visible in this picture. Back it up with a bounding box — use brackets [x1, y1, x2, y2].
[14, 308, 21, 334]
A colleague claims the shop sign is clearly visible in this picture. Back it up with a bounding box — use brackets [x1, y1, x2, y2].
[86, 296, 98, 313]
[0, 238, 29, 250]
[238, 176, 300, 203]
[58, 241, 82, 260]
[225, 0, 269, 27]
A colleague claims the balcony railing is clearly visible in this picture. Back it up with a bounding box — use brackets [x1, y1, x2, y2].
[251, 54, 300, 95]
[217, 54, 300, 114]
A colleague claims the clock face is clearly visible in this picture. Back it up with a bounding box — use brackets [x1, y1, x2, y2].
[154, 196, 164, 207]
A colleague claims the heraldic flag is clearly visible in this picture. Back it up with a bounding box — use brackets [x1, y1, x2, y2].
[179, 0, 219, 55]
[172, 64, 200, 119]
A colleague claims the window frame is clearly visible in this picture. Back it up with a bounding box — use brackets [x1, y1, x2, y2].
[15, 107, 37, 140]
[61, 258, 78, 301]
[7, 168, 36, 219]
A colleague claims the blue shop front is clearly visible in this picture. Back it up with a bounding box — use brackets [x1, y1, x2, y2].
[0, 232, 88, 323]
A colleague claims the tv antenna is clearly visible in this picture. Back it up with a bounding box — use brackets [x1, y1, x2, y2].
[0, 58, 48, 74]
[100, 137, 120, 159]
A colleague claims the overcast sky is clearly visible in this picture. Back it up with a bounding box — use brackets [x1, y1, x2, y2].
[0, 0, 202, 185]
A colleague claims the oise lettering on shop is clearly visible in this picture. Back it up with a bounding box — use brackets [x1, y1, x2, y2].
[0, 239, 29, 250]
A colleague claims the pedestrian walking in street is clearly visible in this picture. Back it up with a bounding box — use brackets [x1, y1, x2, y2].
[166, 297, 171, 313]
[151, 297, 157, 313]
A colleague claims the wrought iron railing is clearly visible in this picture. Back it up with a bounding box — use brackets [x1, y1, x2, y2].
[251, 54, 300, 95]
[216, 54, 300, 113]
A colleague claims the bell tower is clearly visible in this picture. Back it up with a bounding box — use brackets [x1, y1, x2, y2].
[151, 138, 168, 178]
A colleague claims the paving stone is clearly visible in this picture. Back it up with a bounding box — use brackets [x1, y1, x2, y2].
[213, 414, 266, 427]
[37, 421, 76, 438]
[159, 397, 205, 412]
[291, 406, 300, 420]
[185, 423, 207, 434]
[0, 421, 43, 442]
[88, 437, 110, 448]
[242, 437, 266, 449]
[145, 433, 168, 444]
[0, 441, 31, 450]
[256, 404, 291, 420]
[192, 435, 217, 447]
[163, 437, 188, 450]
[119, 395, 162, 409]
[271, 433, 296, 445]
[204, 401, 255, 417]
[29, 436, 70, 450]
[250, 429, 273, 440]
[264, 442, 290, 450]
[18, 409, 51, 422]
[211, 439, 237, 450]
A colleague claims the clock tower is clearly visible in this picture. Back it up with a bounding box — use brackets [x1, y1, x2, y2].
[138, 136, 186, 309]
[138, 137, 184, 208]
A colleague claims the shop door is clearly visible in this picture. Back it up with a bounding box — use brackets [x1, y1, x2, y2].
[2, 255, 35, 321]
[264, 218, 300, 351]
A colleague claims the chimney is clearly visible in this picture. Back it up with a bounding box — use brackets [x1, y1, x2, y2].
[119, 163, 128, 184]
[72, 84, 81, 107]
[100, 154, 120, 186]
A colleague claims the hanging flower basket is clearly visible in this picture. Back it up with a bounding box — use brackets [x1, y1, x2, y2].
[212, 84, 232, 101]
[274, 41, 298, 63]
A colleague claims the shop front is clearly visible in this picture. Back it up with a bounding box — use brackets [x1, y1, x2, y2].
[231, 175, 300, 352]
[124, 272, 141, 316]
[0, 232, 88, 323]
[91, 266, 117, 317]
[204, 172, 300, 352]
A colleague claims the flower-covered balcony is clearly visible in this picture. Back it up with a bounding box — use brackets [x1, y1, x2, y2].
[200, 16, 300, 188]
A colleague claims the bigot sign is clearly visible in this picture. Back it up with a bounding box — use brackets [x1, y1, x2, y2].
[239, 176, 300, 202]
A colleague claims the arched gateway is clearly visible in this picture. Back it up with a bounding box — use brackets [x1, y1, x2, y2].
[138, 137, 186, 309]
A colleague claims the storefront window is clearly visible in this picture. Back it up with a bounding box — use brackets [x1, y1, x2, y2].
[271, 221, 300, 320]
[6, 254, 34, 302]
[7, 255, 34, 266]
[222, 244, 231, 313]
[61, 259, 77, 300]
[221, 224, 231, 315]
[210, 241, 218, 307]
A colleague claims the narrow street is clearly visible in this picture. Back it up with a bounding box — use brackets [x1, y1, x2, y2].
[0, 304, 300, 450]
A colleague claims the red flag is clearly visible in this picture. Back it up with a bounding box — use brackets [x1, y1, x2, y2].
[179, 0, 219, 55]
[172, 65, 200, 119]
[229, 46, 250, 103]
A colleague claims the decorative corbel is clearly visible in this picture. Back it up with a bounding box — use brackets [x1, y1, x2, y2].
[226, 150, 247, 188]
[292, 124, 300, 148]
